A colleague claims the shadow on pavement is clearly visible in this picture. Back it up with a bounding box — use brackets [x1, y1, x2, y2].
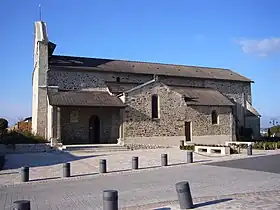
[30, 176, 61, 182]
[71, 172, 99, 178]
[0, 171, 18, 175]
[3, 152, 106, 170]
[109, 168, 132, 173]
[194, 198, 232, 208]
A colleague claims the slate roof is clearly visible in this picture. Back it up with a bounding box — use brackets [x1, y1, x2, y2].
[170, 86, 234, 106]
[105, 82, 140, 94]
[49, 55, 252, 83]
[246, 101, 261, 116]
[48, 91, 126, 107]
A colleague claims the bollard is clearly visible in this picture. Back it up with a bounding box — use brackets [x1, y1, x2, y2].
[103, 190, 118, 210]
[13, 200, 31, 210]
[132, 156, 139, 170]
[161, 154, 168, 166]
[175, 181, 194, 209]
[187, 151, 193, 163]
[100, 159, 107, 173]
[247, 144, 252, 156]
[63, 162, 71, 177]
[180, 140, 185, 148]
[21, 167, 29, 182]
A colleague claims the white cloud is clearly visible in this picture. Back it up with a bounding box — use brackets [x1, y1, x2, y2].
[235, 37, 280, 57]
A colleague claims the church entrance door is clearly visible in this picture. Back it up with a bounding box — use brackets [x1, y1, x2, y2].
[89, 115, 100, 144]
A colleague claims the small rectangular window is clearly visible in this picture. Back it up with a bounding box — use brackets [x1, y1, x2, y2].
[152, 94, 159, 118]
[211, 110, 218, 124]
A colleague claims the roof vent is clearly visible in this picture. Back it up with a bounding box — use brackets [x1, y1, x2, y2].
[132, 65, 135, 67]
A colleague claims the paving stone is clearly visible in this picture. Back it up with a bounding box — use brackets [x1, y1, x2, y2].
[1, 148, 278, 186]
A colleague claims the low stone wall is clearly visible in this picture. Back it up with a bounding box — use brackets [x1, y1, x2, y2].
[195, 145, 230, 155]
[0, 144, 58, 154]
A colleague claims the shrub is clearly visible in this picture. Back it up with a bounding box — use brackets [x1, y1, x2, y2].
[253, 141, 280, 150]
[180, 145, 195, 151]
[0, 118, 8, 131]
[230, 147, 239, 154]
[1, 130, 48, 144]
[0, 118, 8, 139]
[0, 155, 5, 170]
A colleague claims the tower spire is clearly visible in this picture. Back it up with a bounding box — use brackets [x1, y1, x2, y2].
[39, 4, 42, 21]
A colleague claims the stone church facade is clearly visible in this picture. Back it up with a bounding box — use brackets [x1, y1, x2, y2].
[32, 21, 260, 147]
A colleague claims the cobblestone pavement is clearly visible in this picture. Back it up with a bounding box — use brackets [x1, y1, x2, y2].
[125, 190, 280, 209]
[0, 148, 279, 186]
[1, 159, 280, 209]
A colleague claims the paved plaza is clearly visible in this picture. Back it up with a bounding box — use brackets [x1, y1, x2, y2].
[1, 148, 280, 209]
[207, 153, 280, 174]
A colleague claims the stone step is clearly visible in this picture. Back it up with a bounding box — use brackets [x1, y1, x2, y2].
[59, 144, 130, 152]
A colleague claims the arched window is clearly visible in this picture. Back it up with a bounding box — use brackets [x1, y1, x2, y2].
[151, 94, 159, 118]
[116, 77, 120, 82]
[211, 110, 218, 124]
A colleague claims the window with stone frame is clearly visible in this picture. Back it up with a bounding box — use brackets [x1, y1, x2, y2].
[211, 110, 218, 125]
[151, 94, 159, 119]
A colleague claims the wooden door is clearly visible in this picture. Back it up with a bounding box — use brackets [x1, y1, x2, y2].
[89, 115, 100, 144]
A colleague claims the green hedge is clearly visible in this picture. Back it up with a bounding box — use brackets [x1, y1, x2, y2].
[180, 145, 195, 151]
[0, 155, 5, 170]
[253, 141, 280, 150]
[0, 130, 48, 144]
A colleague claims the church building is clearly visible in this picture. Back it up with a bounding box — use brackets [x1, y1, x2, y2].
[32, 21, 260, 147]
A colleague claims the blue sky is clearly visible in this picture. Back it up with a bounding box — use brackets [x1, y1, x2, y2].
[0, 0, 279, 127]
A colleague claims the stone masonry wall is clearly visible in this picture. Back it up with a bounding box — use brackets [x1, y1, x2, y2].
[124, 82, 232, 139]
[60, 107, 121, 144]
[47, 70, 251, 108]
[46, 69, 251, 136]
[47, 70, 152, 90]
[160, 76, 252, 128]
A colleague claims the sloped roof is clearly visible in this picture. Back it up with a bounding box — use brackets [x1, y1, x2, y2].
[48, 91, 126, 107]
[49, 55, 252, 83]
[170, 86, 234, 106]
[246, 101, 261, 117]
[106, 82, 140, 94]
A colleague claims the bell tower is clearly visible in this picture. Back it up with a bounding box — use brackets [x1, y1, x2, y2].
[31, 21, 49, 137]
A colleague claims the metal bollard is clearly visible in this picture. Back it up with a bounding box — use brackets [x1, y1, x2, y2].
[161, 154, 168, 166]
[103, 190, 118, 210]
[180, 140, 185, 148]
[247, 144, 252, 156]
[63, 162, 71, 177]
[187, 151, 193, 163]
[13, 200, 31, 210]
[100, 159, 107, 173]
[132, 156, 139, 170]
[175, 181, 194, 209]
[21, 167, 29, 182]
